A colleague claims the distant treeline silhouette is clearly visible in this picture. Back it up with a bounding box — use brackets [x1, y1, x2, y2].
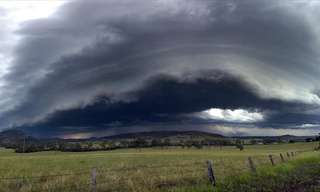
[0, 129, 318, 153]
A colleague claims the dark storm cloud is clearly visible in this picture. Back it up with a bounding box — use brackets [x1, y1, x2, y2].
[1, 0, 320, 135]
[19, 71, 316, 136]
[262, 113, 320, 126]
[13, 75, 312, 138]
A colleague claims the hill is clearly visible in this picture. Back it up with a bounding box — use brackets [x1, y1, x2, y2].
[102, 130, 224, 140]
[0, 129, 26, 148]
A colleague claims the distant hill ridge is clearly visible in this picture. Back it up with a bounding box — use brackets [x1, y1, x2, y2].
[0, 129, 225, 142]
[102, 130, 225, 140]
[0, 129, 26, 147]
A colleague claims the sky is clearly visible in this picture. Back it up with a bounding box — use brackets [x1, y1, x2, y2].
[0, 0, 320, 138]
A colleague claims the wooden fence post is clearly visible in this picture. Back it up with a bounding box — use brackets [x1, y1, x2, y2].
[248, 157, 256, 173]
[207, 160, 216, 188]
[91, 168, 97, 192]
[280, 153, 285, 162]
[22, 136, 26, 153]
[286, 152, 291, 159]
[268, 155, 275, 166]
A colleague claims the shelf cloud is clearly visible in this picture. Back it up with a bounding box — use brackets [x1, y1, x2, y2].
[0, 0, 319, 137]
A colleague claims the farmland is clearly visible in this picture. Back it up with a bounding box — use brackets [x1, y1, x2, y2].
[0, 142, 318, 192]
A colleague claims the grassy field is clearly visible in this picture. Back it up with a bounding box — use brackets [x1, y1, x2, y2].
[215, 153, 320, 192]
[0, 142, 318, 192]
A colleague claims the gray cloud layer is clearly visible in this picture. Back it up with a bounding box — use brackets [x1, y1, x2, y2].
[1, 0, 320, 136]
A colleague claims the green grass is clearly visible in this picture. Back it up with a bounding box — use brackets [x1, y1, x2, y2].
[0, 142, 318, 192]
[214, 152, 320, 192]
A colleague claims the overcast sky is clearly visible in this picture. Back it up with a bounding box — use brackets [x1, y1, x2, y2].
[0, 0, 320, 138]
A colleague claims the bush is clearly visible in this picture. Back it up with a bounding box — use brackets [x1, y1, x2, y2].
[236, 144, 244, 151]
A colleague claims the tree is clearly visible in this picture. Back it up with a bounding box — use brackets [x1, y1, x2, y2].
[87, 142, 93, 149]
[236, 144, 244, 151]
[133, 138, 147, 148]
[163, 138, 171, 147]
[316, 133, 320, 150]
[305, 138, 313, 142]
[250, 139, 258, 145]
[100, 141, 108, 149]
[75, 142, 82, 151]
[151, 139, 161, 147]
[194, 142, 203, 149]
[235, 139, 244, 151]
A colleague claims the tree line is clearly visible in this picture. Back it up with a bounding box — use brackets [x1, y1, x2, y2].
[8, 135, 320, 153]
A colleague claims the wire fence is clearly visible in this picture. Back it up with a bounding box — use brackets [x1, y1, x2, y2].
[0, 150, 310, 192]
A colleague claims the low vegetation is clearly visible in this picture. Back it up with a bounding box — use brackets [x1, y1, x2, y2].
[215, 153, 320, 192]
[0, 142, 318, 192]
[0, 130, 318, 153]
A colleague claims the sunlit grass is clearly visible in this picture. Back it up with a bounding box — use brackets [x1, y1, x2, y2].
[0, 142, 318, 192]
[214, 152, 320, 192]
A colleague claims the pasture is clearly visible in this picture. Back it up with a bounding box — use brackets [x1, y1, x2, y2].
[0, 142, 318, 192]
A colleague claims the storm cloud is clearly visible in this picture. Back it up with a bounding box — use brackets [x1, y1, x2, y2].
[0, 0, 320, 137]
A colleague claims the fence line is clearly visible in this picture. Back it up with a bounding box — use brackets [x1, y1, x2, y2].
[0, 149, 309, 191]
[206, 150, 304, 190]
[0, 162, 206, 181]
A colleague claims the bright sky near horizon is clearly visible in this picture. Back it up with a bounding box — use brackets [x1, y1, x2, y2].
[0, 1, 65, 111]
[0, 1, 64, 71]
